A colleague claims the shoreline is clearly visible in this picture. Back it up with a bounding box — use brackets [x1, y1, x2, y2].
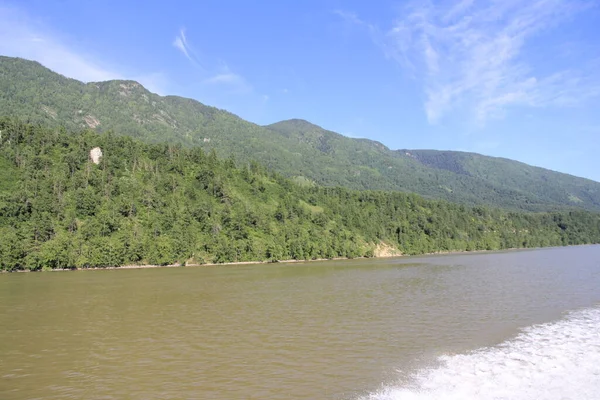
[7, 256, 368, 273]
[4, 243, 597, 273]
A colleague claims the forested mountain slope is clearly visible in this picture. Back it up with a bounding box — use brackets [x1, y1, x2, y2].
[1, 119, 599, 270]
[2, 55, 599, 212]
[403, 150, 600, 210]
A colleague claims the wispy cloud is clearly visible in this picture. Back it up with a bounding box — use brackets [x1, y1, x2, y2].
[341, 0, 600, 125]
[173, 27, 252, 94]
[173, 29, 190, 59]
[204, 70, 252, 93]
[0, 5, 169, 93]
[172, 28, 202, 68]
[0, 6, 118, 82]
[204, 72, 242, 85]
[335, 10, 383, 49]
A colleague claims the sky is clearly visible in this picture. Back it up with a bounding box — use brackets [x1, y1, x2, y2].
[1, 0, 599, 181]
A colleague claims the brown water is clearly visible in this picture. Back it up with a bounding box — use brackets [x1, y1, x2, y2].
[1, 246, 600, 399]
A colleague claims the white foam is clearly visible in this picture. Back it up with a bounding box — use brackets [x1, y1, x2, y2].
[362, 307, 600, 400]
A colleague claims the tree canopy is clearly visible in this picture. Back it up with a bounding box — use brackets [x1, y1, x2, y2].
[1, 118, 599, 271]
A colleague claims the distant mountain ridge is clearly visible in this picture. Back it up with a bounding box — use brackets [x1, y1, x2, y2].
[1, 55, 599, 212]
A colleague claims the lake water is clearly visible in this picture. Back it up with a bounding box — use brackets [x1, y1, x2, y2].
[1, 245, 599, 399]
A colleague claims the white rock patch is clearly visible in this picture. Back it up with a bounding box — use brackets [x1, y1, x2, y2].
[90, 147, 103, 165]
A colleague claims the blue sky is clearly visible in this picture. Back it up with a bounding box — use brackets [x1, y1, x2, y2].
[1, 0, 599, 181]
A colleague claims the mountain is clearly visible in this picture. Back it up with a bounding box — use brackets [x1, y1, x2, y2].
[401, 149, 599, 209]
[1, 55, 600, 212]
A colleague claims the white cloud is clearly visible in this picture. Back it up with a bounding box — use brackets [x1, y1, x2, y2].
[173, 29, 190, 59]
[0, 6, 119, 82]
[343, 0, 599, 126]
[172, 28, 203, 68]
[0, 6, 169, 94]
[205, 73, 243, 85]
[172, 28, 252, 95]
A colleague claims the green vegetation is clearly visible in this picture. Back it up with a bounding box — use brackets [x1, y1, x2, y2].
[2, 56, 600, 212]
[1, 118, 599, 271]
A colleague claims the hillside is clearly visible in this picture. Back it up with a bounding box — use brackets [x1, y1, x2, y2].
[1, 119, 599, 270]
[1, 55, 600, 212]
[403, 150, 600, 210]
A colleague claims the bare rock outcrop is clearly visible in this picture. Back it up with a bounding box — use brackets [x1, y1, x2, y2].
[90, 147, 103, 164]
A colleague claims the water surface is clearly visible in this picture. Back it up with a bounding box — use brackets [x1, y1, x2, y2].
[1, 245, 599, 399]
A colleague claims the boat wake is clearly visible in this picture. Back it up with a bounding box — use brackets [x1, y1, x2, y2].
[362, 306, 600, 400]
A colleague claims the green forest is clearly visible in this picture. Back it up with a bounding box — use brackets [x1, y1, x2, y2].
[1, 118, 599, 271]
